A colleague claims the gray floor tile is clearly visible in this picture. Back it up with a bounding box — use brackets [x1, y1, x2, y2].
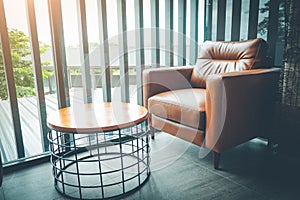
[1, 132, 300, 200]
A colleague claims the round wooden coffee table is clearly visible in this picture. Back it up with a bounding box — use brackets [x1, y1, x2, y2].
[47, 102, 150, 200]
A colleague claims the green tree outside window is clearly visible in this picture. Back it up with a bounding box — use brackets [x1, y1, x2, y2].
[0, 29, 52, 100]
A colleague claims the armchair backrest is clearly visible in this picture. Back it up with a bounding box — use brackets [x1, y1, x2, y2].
[190, 38, 269, 88]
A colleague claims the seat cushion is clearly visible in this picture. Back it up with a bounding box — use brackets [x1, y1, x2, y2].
[190, 38, 269, 88]
[148, 88, 206, 130]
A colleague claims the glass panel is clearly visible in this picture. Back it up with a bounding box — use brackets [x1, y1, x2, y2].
[198, 0, 205, 43]
[126, 0, 137, 103]
[274, 1, 285, 66]
[186, 0, 190, 64]
[61, 0, 82, 105]
[211, 0, 218, 41]
[34, 0, 58, 114]
[0, 46, 17, 162]
[107, 0, 118, 39]
[257, 0, 269, 40]
[173, 0, 179, 65]
[3, 0, 43, 160]
[106, 0, 119, 97]
[143, 0, 151, 67]
[225, 0, 233, 41]
[159, 0, 166, 66]
[86, 0, 100, 44]
[240, 0, 250, 40]
[128, 51, 138, 103]
[86, 0, 103, 102]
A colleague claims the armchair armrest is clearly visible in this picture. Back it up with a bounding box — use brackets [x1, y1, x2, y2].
[205, 68, 280, 152]
[143, 66, 194, 108]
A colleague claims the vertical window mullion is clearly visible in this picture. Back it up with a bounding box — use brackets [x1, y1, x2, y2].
[0, 0, 25, 158]
[248, 0, 259, 39]
[25, 0, 49, 151]
[190, 0, 199, 65]
[231, 0, 241, 41]
[48, 0, 70, 108]
[117, 0, 129, 102]
[216, 0, 226, 41]
[267, 0, 280, 65]
[165, 0, 174, 67]
[151, 0, 160, 67]
[135, 0, 145, 105]
[178, 0, 187, 66]
[97, 0, 111, 102]
[77, 0, 92, 104]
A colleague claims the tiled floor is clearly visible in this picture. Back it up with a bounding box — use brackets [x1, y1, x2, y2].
[1, 132, 300, 200]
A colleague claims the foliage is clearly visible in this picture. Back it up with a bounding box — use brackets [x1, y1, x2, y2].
[257, 1, 285, 40]
[282, 0, 300, 107]
[0, 29, 50, 100]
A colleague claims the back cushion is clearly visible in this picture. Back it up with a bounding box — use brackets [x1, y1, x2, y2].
[190, 38, 269, 88]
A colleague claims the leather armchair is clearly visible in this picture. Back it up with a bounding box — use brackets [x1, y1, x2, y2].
[143, 38, 280, 169]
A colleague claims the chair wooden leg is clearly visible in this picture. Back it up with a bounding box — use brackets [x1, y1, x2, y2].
[150, 126, 155, 139]
[213, 151, 220, 169]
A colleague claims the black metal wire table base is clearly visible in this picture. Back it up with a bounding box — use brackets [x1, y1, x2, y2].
[48, 124, 150, 200]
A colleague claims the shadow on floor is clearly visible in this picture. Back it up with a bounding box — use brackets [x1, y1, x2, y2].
[1, 132, 300, 200]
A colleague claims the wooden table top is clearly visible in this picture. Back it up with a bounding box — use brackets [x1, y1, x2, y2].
[47, 102, 148, 133]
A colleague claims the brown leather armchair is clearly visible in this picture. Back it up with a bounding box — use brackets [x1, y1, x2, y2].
[143, 38, 280, 169]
